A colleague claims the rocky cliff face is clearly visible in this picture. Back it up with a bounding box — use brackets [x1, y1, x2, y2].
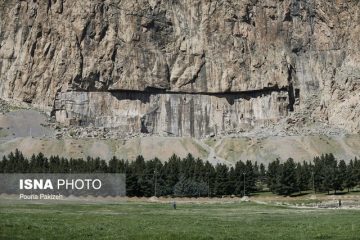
[0, 0, 359, 137]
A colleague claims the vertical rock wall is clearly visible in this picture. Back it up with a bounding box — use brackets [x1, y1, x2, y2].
[0, 0, 359, 136]
[54, 90, 289, 137]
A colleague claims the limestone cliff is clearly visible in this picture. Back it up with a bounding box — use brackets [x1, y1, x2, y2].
[0, 0, 359, 137]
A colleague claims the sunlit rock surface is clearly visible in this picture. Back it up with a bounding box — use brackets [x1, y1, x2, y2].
[0, 0, 359, 137]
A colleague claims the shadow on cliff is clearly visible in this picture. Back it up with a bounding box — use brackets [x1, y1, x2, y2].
[109, 86, 288, 105]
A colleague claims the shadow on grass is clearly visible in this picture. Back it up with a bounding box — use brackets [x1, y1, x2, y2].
[349, 190, 360, 193]
[244, 189, 360, 198]
[290, 192, 311, 197]
[332, 192, 347, 195]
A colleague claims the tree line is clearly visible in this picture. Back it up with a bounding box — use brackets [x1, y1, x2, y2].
[1, 149, 359, 197]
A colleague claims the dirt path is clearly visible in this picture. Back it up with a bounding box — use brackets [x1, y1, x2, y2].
[194, 138, 234, 166]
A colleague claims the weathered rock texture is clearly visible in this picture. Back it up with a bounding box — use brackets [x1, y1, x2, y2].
[54, 91, 289, 137]
[0, 0, 359, 137]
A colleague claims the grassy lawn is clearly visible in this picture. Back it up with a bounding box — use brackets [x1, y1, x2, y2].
[0, 202, 359, 240]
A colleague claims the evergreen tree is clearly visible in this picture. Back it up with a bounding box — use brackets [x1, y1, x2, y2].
[258, 163, 267, 190]
[99, 159, 108, 173]
[180, 153, 196, 179]
[204, 161, 216, 197]
[0, 156, 3, 173]
[353, 157, 360, 184]
[296, 161, 311, 193]
[320, 154, 337, 194]
[313, 156, 324, 193]
[60, 157, 70, 173]
[214, 164, 230, 196]
[7, 152, 16, 173]
[1, 156, 8, 173]
[1, 149, 359, 198]
[336, 160, 347, 193]
[277, 158, 297, 196]
[227, 167, 236, 195]
[163, 154, 181, 195]
[49, 156, 60, 173]
[131, 155, 149, 196]
[234, 160, 246, 195]
[108, 156, 118, 173]
[344, 160, 357, 192]
[244, 160, 257, 194]
[93, 157, 101, 173]
[173, 175, 208, 197]
[13, 149, 27, 173]
[267, 159, 281, 193]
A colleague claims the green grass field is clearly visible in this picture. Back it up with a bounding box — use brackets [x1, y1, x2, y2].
[0, 201, 359, 240]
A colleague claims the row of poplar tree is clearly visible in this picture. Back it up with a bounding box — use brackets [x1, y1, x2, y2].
[0, 149, 360, 196]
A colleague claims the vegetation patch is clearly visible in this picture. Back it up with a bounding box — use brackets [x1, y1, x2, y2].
[0, 202, 359, 240]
